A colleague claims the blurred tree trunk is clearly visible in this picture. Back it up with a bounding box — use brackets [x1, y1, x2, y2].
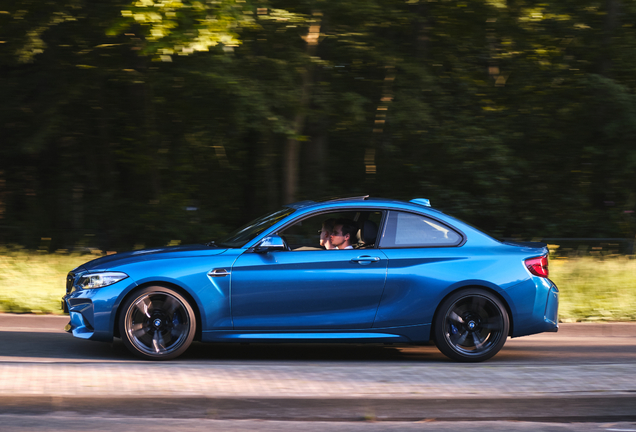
[303, 14, 329, 199]
[133, 38, 161, 202]
[265, 137, 278, 211]
[244, 130, 259, 219]
[415, 2, 430, 60]
[601, 0, 620, 76]
[143, 74, 162, 201]
[304, 120, 328, 197]
[283, 14, 321, 204]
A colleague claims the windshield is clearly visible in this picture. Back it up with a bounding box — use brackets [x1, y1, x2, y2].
[216, 207, 295, 248]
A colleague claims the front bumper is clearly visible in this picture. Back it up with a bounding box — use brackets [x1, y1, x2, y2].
[62, 271, 137, 342]
[62, 291, 107, 341]
[65, 301, 95, 339]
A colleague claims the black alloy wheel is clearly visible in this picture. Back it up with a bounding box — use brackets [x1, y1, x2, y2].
[119, 286, 196, 360]
[434, 288, 509, 362]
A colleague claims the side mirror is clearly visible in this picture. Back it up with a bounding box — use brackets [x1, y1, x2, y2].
[254, 235, 287, 253]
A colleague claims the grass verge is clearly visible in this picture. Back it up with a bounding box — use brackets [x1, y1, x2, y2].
[0, 249, 87, 314]
[550, 256, 636, 321]
[1, 250, 635, 321]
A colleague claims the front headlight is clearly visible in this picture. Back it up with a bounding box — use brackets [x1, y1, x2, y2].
[78, 272, 129, 289]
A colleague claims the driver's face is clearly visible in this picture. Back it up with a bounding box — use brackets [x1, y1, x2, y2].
[330, 225, 346, 248]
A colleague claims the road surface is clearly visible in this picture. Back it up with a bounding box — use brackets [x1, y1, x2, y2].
[0, 314, 634, 426]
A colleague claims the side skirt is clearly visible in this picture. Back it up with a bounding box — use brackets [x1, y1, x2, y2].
[201, 324, 431, 344]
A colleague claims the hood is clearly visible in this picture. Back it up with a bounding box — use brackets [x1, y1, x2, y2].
[75, 244, 227, 272]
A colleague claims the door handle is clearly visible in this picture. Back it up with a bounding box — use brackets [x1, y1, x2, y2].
[350, 256, 381, 265]
[208, 268, 230, 277]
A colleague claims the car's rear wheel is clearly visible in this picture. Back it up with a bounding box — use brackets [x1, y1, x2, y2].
[434, 288, 509, 362]
[119, 286, 195, 360]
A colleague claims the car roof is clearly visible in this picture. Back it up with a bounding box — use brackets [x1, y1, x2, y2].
[284, 196, 439, 213]
[244, 195, 500, 249]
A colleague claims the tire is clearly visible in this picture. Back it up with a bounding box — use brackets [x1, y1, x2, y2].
[433, 288, 509, 362]
[119, 286, 196, 360]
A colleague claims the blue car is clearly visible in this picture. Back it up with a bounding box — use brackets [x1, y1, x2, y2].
[63, 196, 559, 362]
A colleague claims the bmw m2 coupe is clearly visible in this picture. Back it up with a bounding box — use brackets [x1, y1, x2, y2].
[63, 196, 559, 362]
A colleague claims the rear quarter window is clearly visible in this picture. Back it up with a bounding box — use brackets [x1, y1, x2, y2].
[379, 211, 463, 248]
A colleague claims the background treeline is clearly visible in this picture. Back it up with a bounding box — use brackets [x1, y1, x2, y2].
[1, 0, 636, 251]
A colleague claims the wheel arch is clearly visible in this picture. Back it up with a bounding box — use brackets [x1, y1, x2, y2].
[113, 281, 203, 342]
[430, 284, 514, 341]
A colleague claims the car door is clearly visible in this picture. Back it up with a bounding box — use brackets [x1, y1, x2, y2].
[373, 210, 467, 328]
[230, 235, 388, 330]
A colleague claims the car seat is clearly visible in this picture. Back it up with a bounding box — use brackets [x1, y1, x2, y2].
[357, 220, 378, 248]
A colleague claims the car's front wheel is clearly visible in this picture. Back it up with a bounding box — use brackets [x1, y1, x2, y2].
[119, 286, 195, 360]
[434, 288, 509, 362]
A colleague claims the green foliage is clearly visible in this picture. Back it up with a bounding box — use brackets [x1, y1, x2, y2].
[112, 0, 251, 60]
[1, 0, 636, 250]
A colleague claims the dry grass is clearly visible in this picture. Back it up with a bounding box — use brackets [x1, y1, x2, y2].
[0, 249, 87, 314]
[550, 256, 636, 322]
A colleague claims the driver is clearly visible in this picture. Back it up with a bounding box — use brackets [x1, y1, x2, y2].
[330, 219, 357, 250]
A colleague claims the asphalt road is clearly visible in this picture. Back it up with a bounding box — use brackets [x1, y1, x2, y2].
[0, 314, 635, 427]
[1, 314, 635, 364]
[0, 415, 635, 432]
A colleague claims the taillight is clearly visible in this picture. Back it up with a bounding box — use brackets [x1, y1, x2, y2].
[525, 255, 549, 278]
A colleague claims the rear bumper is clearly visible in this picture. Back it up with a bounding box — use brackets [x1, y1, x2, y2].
[507, 277, 559, 337]
[544, 284, 559, 332]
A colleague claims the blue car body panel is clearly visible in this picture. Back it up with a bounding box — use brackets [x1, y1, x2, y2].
[231, 249, 388, 329]
[63, 197, 559, 349]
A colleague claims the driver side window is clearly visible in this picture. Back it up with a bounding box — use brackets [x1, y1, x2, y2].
[279, 210, 383, 251]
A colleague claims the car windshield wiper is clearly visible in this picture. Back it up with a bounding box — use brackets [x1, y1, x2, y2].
[204, 241, 218, 247]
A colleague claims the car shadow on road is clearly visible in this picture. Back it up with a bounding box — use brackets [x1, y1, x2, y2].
[181, 341, 449, 362]
[0, 331, 132, 361]
[0, 330, 452, 362]
[3, 330, 634, 364]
